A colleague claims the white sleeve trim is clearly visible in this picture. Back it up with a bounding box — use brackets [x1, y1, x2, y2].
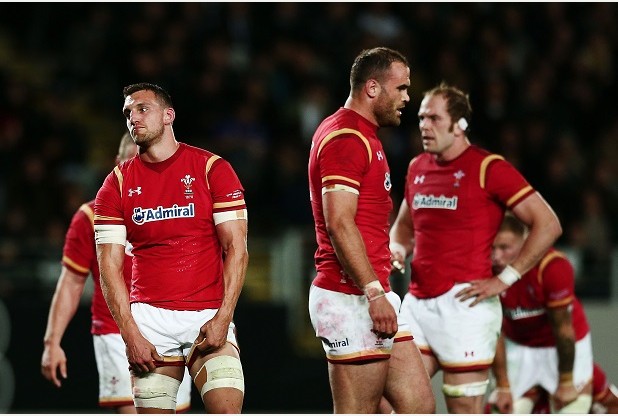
[94, 224, 127, 245]
[214, 209, 248, 225]
[322, 184, 359, 195]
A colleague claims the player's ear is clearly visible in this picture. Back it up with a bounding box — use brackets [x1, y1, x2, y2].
[366, 79, 380, 99]
[164, 107, 175, 125]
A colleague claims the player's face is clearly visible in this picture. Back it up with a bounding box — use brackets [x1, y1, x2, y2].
[123, 90, 167, 147]
[418, 94, 457, 156]
[374, 61, 410, 127]
[491, 230, 525, 275]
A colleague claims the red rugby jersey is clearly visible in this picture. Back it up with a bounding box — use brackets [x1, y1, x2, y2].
[62, 201, 132, 335]
[309, 108, 393, 294]
[501, 248, 590, 346]
[405, 145, 534, 298]
[94, 143, 246, 310]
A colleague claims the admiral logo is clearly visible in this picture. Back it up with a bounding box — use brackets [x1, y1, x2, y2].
[132, 203, 195, 225]
[326, 338, 349, 348]
[412, 193, 458, 210]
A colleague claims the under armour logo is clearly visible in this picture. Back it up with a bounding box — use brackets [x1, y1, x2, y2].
[128, 187, 142, 196]
[414, 175, 425, 184]
[376, 151, 384, 161]
[464, 351, 475, 357]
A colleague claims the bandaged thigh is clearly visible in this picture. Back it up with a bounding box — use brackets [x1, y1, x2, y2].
[194, 355, 244, 397]
[442, 380, 489, 397]
[133, 372, 181, 409]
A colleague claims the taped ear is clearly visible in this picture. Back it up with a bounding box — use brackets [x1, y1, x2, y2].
[457, 117, 468, 131]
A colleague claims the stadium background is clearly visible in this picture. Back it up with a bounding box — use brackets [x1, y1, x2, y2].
[0, 3, 616, 413]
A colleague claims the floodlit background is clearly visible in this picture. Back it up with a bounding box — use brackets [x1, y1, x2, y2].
[0, 3, 616, 413]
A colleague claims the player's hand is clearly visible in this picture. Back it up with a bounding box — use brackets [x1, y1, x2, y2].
[368, 296, 398, 339]
[124, 332, 161, 374]
[41, 344, 67, 388]
[494, 390, 513, 413]
[455, 277, 509, 307]
[552, 382, 579, 411]
[389, 242, 406, 274]
[194, 315, 228, 355]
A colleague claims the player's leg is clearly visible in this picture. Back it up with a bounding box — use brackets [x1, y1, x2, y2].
[443, 369, 490, 413]
[132, 365, 185, 414]
[383, 339, 435, 413]
[329, 359, 390, 413]
[308, 285, 402, 413]
[188, 342, 244, 413]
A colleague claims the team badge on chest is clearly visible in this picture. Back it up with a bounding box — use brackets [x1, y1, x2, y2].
[181, 174, 195, 199]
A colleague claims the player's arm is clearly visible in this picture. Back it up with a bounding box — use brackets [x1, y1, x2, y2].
[508, 193, 562, 279]
[195, 215, 248, 353]
[547, 305, 578, 408]
[96, 240, 160, 373]
[389, 198, 414, 273]
[458, 192, 562, 306]
[491, 331, 514, 413]
[323, 190, 397, 339]
[41, 266, 86, 387]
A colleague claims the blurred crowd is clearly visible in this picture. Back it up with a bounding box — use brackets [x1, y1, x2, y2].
[0, 3, 616, 298]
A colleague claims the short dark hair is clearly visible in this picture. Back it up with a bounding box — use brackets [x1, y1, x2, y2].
[499, 213, 528, 237]
[349, 47, 409, 92]
[424, 82, 472, 127]
[123, 82, 173, 108]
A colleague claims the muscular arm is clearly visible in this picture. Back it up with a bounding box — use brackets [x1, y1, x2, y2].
[195, 217, 248, 353]
[324, 190, 378, 288]
[389, 198, 415, 255]
[323, 190, 398, 338]
[547, 306, 576, 379]
[41, 267, 86, 387]
[97, 243, 158, 372]
[458, 192, 562, 306]
[547, 305, 579, 409]
[510, 192, 562, 276]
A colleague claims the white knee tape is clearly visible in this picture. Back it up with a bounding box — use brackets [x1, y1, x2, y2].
[133, 372, 181, 410]
[554, 394, 592, 414]
[442, 380, 489, 397]
[513, 397, 535, 413]
[196, 355, 244, 397]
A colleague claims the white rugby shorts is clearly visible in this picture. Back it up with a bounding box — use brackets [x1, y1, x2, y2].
[131, 302, 239, 360]
[308, 285, 413, 363]
[400, 282, 502, 371]
[505, 332, 593, 399]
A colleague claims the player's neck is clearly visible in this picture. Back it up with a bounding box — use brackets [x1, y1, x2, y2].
[344, 97, 378, 127]
[435, 137, 470, 162]
[140, 134, 180, 163]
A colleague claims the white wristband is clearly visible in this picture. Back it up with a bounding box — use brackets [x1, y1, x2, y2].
[497, 264, 521, 286]
[363, 280, 386, 302]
